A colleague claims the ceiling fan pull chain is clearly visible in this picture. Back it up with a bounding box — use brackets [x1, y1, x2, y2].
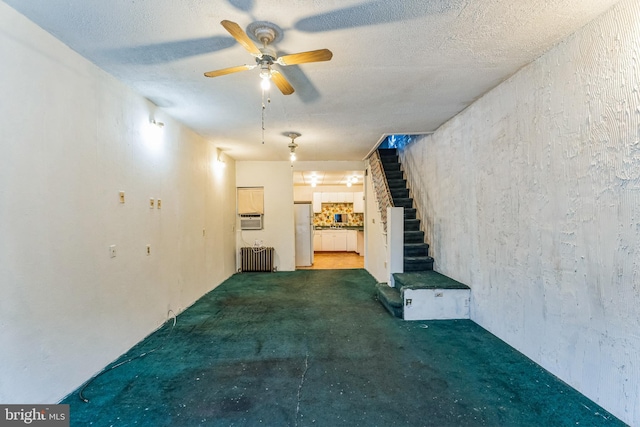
[261, 89, 266, 144]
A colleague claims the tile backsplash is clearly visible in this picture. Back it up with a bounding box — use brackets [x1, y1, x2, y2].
[313, 203, 364, 227]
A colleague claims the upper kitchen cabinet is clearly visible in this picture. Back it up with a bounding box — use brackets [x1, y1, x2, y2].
[318, 192, 356, 203]
[353, 192, 364, 213]
[312, 192, 322, 213]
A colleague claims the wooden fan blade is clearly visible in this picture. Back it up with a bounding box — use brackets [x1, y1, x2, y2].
[270, 70, 295, 95]
[204, 64, 256, 78]
[276, 49, 333, 66]
[221, 20, 262, 57]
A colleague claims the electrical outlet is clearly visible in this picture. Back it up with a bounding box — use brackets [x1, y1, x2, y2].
[119, 191, 125, 203]
[109, 245, 117, 258]
[435, 292, 443, 297]
[406, 299, 412, 306]
[157, 199, 162, 209]
[146, 244, 151, 255]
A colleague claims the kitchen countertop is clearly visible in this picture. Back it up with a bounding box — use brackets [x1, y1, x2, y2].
[314, 226, 364, 231]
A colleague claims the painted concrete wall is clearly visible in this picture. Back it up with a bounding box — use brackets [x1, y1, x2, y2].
[0, 4, 237, 404]
[399, 0, 640, 424]
[235, 162, 295, 271]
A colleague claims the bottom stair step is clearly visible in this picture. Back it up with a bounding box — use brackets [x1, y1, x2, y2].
[376, 283, 402, 318]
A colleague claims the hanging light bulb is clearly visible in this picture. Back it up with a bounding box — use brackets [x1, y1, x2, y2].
[260, 63, 272, 91]
[260, 74, 271, 91]
[287, 132, 300, 162]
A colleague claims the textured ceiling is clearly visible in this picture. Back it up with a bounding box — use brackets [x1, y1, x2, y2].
[4, 0, 620, 162]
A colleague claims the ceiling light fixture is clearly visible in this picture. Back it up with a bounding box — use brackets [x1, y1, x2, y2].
[287, 132, 300, 162]
[259, 63, 272, 91]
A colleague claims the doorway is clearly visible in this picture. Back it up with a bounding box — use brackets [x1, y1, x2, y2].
[297, 251, 363, 269]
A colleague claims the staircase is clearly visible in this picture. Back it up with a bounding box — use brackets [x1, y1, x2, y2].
[377, 148, 434, 272]
[375, 148, 470, 320]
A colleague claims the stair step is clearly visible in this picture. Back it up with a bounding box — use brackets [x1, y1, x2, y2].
[404, 230, 424, 243]
[394, 198, 413, 208]
[404, 208, 416, 219]
[404, 218, 421, 231]
[383, 163, 401, 172]
[393, 271, 470, 290]
[384, 170, 404, 180]
[378, 148, 398, 155]
[391, 188, 409, 199]
[376, 283, 403, 318]
[403, 256, 435, 272]
[387, 178, 407, 189]
[404, 242, 429, 257]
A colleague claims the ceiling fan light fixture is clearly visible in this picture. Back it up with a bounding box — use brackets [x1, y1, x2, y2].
[260, 75, 271, 91]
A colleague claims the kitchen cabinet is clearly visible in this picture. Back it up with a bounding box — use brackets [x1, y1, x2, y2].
[356, 231, 364, 256]
[321, 192, 337, 203]
[319, 229, 348, 251]
[312, 193, 322, 213]
[347, 230, 357, 252]
[313, 230, 322, 251]
[353, 192, 364, 213]
[315, 191, 358, 204]
[315, 229, 360, 252]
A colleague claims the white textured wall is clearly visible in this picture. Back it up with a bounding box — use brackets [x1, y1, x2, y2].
[400, 0, 640, 424]
[0, 4, 237, 403]
[235, 162, 295, 271]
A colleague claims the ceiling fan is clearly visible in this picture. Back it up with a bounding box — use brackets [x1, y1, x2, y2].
[204, 20, 333, 95]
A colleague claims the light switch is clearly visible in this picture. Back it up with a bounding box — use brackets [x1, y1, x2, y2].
[109, 245, 117, 258]
[150, 198, 155, 209]
[119, 191, 125, 203]
[157, 199, 162, 209]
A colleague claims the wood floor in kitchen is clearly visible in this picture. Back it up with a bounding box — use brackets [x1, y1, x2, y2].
[297, 251, 364, 270]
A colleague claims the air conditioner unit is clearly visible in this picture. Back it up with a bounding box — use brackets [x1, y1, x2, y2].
[240, 214, 263, 230]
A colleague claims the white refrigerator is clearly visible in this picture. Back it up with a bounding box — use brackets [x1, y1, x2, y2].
[294, 203, 314, 267]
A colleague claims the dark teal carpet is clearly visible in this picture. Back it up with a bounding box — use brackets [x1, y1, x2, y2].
[62, 270, 624, 426]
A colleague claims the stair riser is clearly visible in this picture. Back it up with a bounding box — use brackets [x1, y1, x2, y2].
[384, 171, 404, 180]
[404, 209, 416, 220]
[404, 232, 425, 243]
[383, 163, 401, 172]
[404, 247, 429, 257]
[403, 262, 434, 272]
[394, 199, 413, 208]
[404, 220, 421, 231]
[387, 179, 407, 189]
[391, 189, 409, 199]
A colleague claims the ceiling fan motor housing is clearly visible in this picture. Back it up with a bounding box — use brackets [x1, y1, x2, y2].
[247, 21, 283, 46]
